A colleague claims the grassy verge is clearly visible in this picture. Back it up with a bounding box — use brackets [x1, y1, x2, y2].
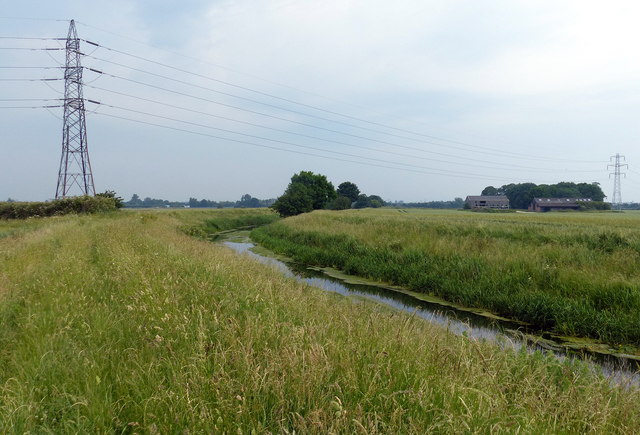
[252, 209, 640, 346]
[1, 209, 639, 432]
[177, 208, 279, 239]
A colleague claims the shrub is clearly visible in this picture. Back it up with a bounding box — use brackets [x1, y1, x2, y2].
[0, 196, 120, 219]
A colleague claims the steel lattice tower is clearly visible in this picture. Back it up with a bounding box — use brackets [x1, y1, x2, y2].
[55, 19, 95, 198]
[608, 153, 627, 210]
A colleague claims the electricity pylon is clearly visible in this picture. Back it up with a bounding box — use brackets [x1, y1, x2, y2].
[55, 19, 95, 198]
[608, 153, 627, 210]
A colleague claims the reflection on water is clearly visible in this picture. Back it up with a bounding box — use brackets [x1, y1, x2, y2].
[225, 241, 639, 386]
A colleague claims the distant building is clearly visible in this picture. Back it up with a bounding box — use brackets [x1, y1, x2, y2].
[465, 195, 510, 209]
[528, 198, 592, 212]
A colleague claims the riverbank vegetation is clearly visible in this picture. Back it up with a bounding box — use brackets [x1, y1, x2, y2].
[1, 209, 639, 432]
[253, 208, 640, 346]
[0, 194, 122, 219]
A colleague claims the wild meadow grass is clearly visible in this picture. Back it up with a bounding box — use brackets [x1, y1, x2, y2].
[253, 209, 640, 345]
[1, 209, 639, 432]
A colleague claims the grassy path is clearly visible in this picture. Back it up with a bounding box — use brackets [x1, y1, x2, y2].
[1, 210, 639, 432]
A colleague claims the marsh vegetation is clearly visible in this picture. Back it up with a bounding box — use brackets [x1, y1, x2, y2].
[253, 208, 640, 346]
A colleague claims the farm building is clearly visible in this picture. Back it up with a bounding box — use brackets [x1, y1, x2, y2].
[528, 198, 592, 212]
[465, 195, 510, 209]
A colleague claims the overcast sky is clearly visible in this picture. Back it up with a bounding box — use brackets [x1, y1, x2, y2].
[2, 0, 639, 202]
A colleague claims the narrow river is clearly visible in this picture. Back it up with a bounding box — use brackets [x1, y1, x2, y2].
[225, 240, 640, 386]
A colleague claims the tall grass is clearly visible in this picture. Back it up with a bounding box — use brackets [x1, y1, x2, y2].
[252, 209, 640, 345]
[177, 208, 279, 239]
[1, 209, 639, 432]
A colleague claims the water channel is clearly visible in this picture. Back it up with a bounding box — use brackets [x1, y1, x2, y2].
[223, 237, 640, 386]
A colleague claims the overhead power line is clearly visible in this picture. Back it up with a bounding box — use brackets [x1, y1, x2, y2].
[83, 65, 604, 169]
[0, 66, 62, 69]
[94, 100, 502, 179]
[0, 104, 62, 109]
[90, 99, 604, 183]
[84, 84, 603, 175]
[0, 98, 61, 101]
[81, 40, 606, 164]
[0, 77, 62, 81]
[92, 110, 534, 183]
[92, 110, 607, 186]
[0, 36, 66, 40]
[0, 47, 64, 51]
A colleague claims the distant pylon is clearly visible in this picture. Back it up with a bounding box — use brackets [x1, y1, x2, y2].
[55, 19, 95, 199]
[607, 153, 627, 210]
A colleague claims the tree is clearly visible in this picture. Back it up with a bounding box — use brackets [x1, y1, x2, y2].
[96, 190, 124, 208]
[272, 171, 336, 217]
[481, 186, 499, 196]
[353, 194, 371, 209]
[577, 182, 606, 201]
[336, 182, 360, 203]
[272, 183, 314, 217]
[328, 196, 352, 210]
[368, 195, 384, 207]
[237, 194, 260, 208]
[503, 183, 537, 209]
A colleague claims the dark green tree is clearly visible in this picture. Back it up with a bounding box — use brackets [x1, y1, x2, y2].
[576, 182, 606, 201]
[237, 194, 260, 208]
[336, 182, 360, 203]
[368, 195, 384, 207]
[481, 186, 499, 196]
[272, 171, 336, 217]
[272, 183, 314, 217]
[328, 196, 352, 210]
[502, 183, 537, 209]
[353, 194, 371, 209]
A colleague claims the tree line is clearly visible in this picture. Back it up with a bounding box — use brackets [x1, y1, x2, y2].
[481, 182, 607, 209]
[124, 194, 275, 209]
[271, 171, 384, 217]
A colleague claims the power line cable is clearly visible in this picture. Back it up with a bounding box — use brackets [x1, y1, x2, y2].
[85, 83, 603, 174]
[73, 20, 611, 162]
[83, 40, 605, 164]
[85, 65, 603, 168]
[95, 101, 499, 178]
[0, 78, 62, 81]
[92, 100, 604, 182]
[0, 104, 62, 109]
[91, 110, 607, 185]
[0, 47, 64, 51]
[92, 110, 531, 182]
[0, 66, 62, 69]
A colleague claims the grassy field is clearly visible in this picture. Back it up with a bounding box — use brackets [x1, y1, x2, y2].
[253, 208, 640, 346]
[1, 209, 640, 432]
